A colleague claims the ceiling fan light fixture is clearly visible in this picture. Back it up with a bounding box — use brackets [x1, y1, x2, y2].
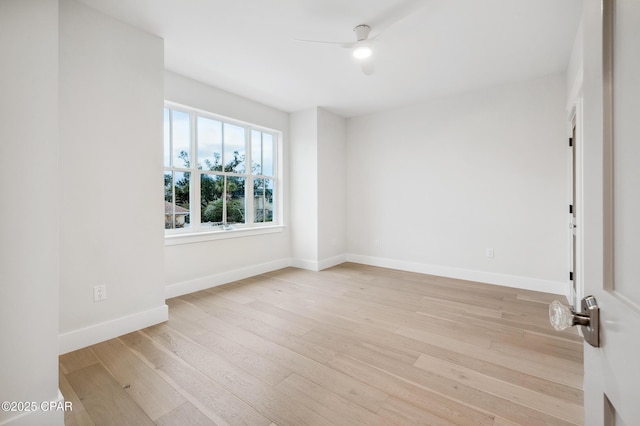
[352, 41, 372, 59]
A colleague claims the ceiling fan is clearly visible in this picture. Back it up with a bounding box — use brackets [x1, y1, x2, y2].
[296, 24, 376, 75]
[295, 0, 429, 75]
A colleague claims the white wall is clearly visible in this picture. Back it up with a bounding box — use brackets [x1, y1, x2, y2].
[164, 72, 291, 297]
[567, 18, 584, 109]
[317, 108, 348, 266]
[0, 0, 63, 424]
[289, 107, 347, 270]
[347, 74, 569, 294]
[290, 108, 319, 267]
[58, 0, 167, 353]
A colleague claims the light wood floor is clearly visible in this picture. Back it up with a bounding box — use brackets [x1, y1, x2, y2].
[59, 263, 584, 425]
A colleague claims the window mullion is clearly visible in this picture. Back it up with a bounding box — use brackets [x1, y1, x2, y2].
[190, 112, 201, 229]
[246, 127, 254, 224]
[221, 122, 226, 171]
[221, 123, 226, 225]
[171, 170, 176, 229]
[274, 133, 279, 224]
[222, 175, 227, 225]
[168, 110, 175, 227]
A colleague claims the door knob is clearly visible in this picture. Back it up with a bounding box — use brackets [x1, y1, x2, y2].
[549, 295, 600, 347]
[549, 300, 589, 330]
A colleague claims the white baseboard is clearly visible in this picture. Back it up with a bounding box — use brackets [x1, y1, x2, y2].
[291, 254, 347, 272]
[346, 254, 569, 296]
[290, 258, 319, 271]
[318, 254, 348, 271]
[165, 258, 291, 299]
[0, 390, 65, 425]
[58, 305, 168, 355]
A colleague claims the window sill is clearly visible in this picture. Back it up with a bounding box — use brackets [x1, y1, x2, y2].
[164, 225, 285, 246]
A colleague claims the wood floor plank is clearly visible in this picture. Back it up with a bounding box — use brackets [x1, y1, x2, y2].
[342, 287, 428, 312]
[522, 330, 584, 363]
[326, 353, 496, 425]
[492, 416, 523, 426]
[413, 353, 583, 424]
[59, 346, 98, 374]
[154, 402, 216, 426]
[397, 315, 494, 349]
[213, 287, 256, 305]
[414, 307, 526, 341]
[167, 300, 293, 387]
[377, 396, 459, 426]
[274, 373, 389, 426]
[196, 289, 313, 336]
[489, 340, 583, 375]
[143, 324, 334, 426]
[59, 264, 584, 425]
[248, 299, 358, 340]
[395, 324, 583, 388]
[412, 340, 583, 406]
[58, 367, 96, 426]
[418, 296, 504, 319]
[343, 342, 577, 425]
[164, 298, 213, 337]
[120, 330, 272, 426]
[90, 338, 186, 420]
[65, 363, 155, 426]
[183, 293, 336, 364]
[185, 311, 390, 413]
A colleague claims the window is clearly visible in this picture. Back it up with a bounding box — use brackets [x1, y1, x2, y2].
[164, 103, 280, 238]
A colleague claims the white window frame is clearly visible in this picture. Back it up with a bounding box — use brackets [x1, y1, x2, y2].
[164, 101, 284, 246]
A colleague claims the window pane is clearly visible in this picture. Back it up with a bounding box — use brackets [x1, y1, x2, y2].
[201, 174, 224, 225]
[224, 123, 246, 173]
[263, 133, 274, 176]
[264, 178, 274, 222]
[254, 178, 264, 223]
[254, 178, 274, 223]
[164, 108, 171, 167]
[172, 110, 191, 168]
[174, 171, 191, 228]
[251, 130, 261, 175]
[226, 176, 245, 224]
[164, 171, 173, 229]
[198, 116, 222, 171]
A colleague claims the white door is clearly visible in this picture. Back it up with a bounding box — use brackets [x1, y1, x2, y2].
[582, 0, 640, 424]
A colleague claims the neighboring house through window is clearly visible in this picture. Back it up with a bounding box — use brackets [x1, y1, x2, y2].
[164, 103, 280, 239]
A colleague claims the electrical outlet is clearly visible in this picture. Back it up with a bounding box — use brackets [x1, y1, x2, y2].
[486, 248, 494, 259]
[374, 239, 380, 248]
[94, 285, 107, 302]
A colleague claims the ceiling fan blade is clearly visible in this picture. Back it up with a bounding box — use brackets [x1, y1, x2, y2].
[294, 38, 354, 48]
[368, 0, 430, 38]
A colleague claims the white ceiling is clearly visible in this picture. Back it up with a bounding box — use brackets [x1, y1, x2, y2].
[75, 0, 583, 117]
